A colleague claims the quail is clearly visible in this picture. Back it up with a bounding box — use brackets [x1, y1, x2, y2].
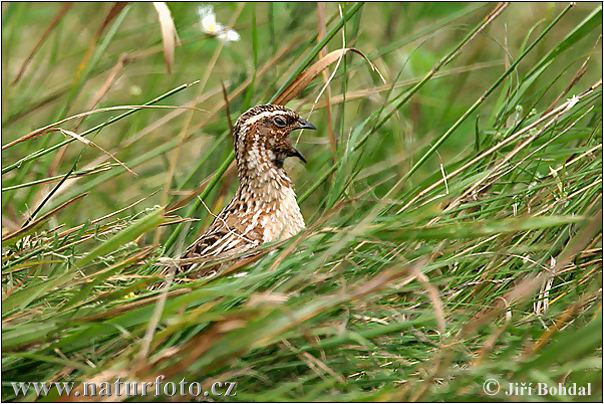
[180, 104, 315, 274]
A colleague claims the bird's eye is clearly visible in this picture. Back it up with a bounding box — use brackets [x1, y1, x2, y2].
[273, 116, 287, 127]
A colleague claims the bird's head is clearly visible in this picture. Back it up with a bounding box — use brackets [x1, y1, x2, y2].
[233, 104, 315, 173]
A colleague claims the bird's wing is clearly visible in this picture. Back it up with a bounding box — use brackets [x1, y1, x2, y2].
[183, 208, 263, 261]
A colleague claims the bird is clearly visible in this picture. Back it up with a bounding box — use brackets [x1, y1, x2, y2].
[178, 104, 316, 275]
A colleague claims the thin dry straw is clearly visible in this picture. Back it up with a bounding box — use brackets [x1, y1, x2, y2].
[2, 81, 198, 174]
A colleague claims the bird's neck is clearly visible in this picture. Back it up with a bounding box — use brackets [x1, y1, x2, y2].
[234, 152, 306, 242]
[235, 155, 294, 206]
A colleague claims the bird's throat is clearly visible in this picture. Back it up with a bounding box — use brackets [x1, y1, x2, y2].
[237, 163, 293, 205]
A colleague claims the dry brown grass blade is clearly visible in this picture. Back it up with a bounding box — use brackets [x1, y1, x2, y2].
[153, 2, 180, 74]
[59, 128, 137, 176]
[166, 163, 237, 215]
[2, 164, 116, 192]
[155, 3, 242, 243]
[96, 2, 128, 39]
[76, 3, 128, 80]
[73, 247, 154, 285]
[111, 35, 296, 157]
[50, 54, 133, 179]
[76, 289, 190, 322]
[147, 258, 427, 380]
[524, 292, 592, 358]
[26, 36, 293, 214]
[309, 61, 503, 109]
[2, 105, 201, 151]
[37, 32, 287, 209]
[409, 265, 446, 334]
[11, 3, 72, 85]
[76, 54, 131, 130]
[405, 210, 603, 400]
[397, 80, 602, 215]
[273, 48, 374, 105]
[57, 193, 152, 238]
[471, 316, 511, 367]
[544, 53, 591, 114]
[148, 320, 228, 380]
[461, 209, 600, 338]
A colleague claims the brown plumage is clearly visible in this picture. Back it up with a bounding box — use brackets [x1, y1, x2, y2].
[180, 104, 315, 274]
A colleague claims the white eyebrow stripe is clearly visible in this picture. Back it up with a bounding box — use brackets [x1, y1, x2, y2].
[239, 110, 292, 128]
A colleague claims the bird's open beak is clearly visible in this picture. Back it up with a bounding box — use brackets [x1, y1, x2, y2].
[289, 147, 307, 164]
[287, 117, 315, 164]
[296, 117, 316, 131]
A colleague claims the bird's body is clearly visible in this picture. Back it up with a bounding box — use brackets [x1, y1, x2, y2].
[180, 104, 314, 273]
